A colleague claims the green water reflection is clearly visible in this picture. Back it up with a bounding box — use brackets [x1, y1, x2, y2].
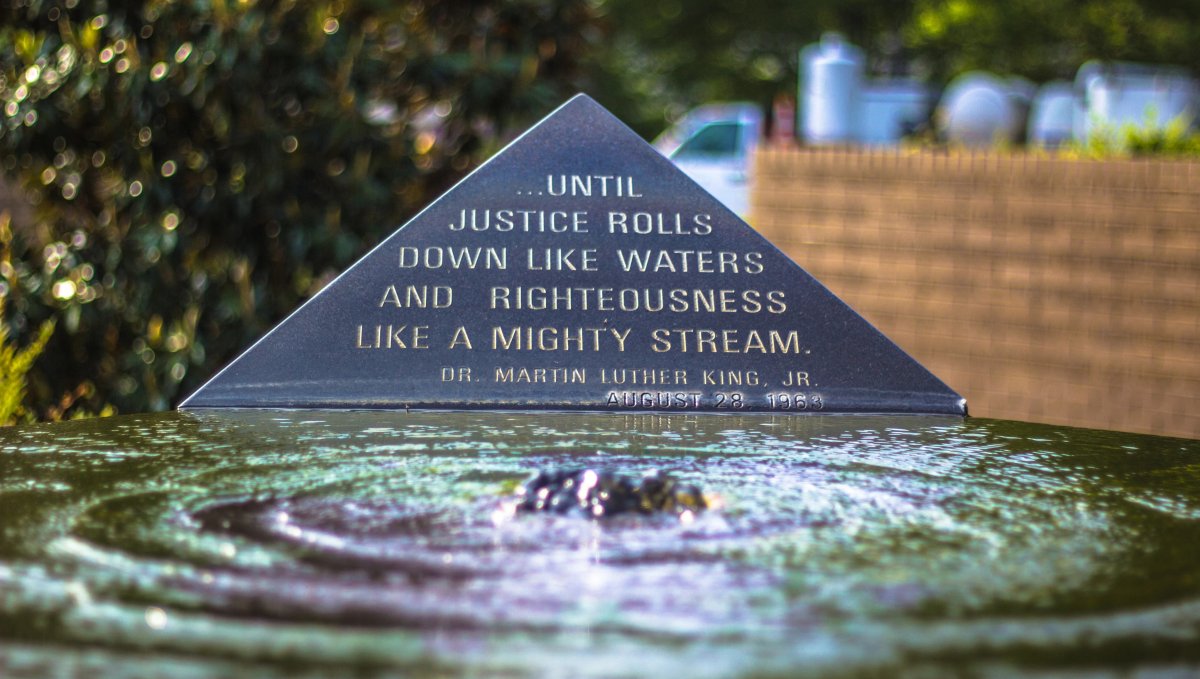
[1, 411, 1198, 677]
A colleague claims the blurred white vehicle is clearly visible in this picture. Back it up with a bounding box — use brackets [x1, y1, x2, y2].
[653, 103, 762, 217]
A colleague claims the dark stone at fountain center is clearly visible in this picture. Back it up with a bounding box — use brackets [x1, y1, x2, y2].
[180, 95, 964, 415]
[514, 468, 707, 519]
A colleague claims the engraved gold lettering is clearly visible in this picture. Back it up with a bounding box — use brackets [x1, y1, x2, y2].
[628, 176, 642, 197]
[745, 251, 764, 274]
[561, 327, 584, 351]
[702, 370, 760, 386]
[490, 327, 630, 352]
[781, 371, 811, 387]
[649, 329, 802, 353]
[608, 211, 627, 233]
[448, 326, 473, 350]
[493, 327, 519, 351]
[743, 330, 766, 353]
[379, 285, 453, 308]
[605, 391, 702, 409]
[486, 287, 783, 314]
[495, 366, 588, 383]
[441, 367, 472, 382]
[399, 246, 507, 269]
[719, 290, 737, 313]
[546, 175, 641, 197]
[766, 290, 786, 313]
[450, 208, 588, 233]
[615, 250, 763, 274]
[610, 327, 630, 352]
[526, 248, 598, 271]
[354, 325, 430, 350]
[356, 324, 377, 349]
[571, 175, 591, 196]
[668, 289, 689, 312]
[600, 368, 686, 385]
[491, 287, 510, 309]
[607, 212, 710, 236]
[651, 329, 671, 353]
[769, 330, 799, 354]
[742, 291, 762, 314]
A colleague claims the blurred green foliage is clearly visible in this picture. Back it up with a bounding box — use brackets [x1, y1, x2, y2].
[0, 303, 51, 426]
[0, 217, 53, 425]
[1066, 114, 1200, 157]
[586, 0, 917, 138]
[1120, 116, 1200, 156]
[906, 0, 1200, 84]
[0, 0, 597, 415]
[588, 0, 1200, 138]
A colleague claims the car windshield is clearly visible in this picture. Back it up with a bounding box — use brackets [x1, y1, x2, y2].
[671, 121, 742, 159]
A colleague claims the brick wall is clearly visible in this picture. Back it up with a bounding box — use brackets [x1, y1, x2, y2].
[752, 148, 1200, 439]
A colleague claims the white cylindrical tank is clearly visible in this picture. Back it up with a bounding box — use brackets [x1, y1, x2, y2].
[1028, 81, 1076, 147]
[802, 33, 864, 144]
[938, 72, 1020, 147]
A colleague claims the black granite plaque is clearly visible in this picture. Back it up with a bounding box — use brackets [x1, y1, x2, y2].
[180, 95, 965, 415]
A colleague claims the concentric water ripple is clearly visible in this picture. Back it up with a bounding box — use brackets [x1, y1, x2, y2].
[1, 411, 1199, 677]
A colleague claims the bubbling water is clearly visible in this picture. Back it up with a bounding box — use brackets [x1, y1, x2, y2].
[2, 411, 1200, 677]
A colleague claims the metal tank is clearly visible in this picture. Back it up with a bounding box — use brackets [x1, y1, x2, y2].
[1028, 81, 1076, 147]
[937, 71, 1023, 147]
[801, 33, 864, 144]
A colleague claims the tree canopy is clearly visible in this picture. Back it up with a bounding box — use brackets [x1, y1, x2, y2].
[586, 0, 1200, 138]
[0, 0, 596, 415]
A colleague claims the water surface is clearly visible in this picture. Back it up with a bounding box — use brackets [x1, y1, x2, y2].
[1, 411, 1198, 677]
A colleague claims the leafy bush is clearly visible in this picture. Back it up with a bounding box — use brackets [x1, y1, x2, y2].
[0, 0, 598, 415]
[0, 216, 53, 425]
[1067, 113, 1200, 158]
[1119, 115, 1200, 155]
[0, 303, 51, 426]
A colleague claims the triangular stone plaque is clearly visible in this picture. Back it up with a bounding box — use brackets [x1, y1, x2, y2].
[181, 94, 965, 415]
